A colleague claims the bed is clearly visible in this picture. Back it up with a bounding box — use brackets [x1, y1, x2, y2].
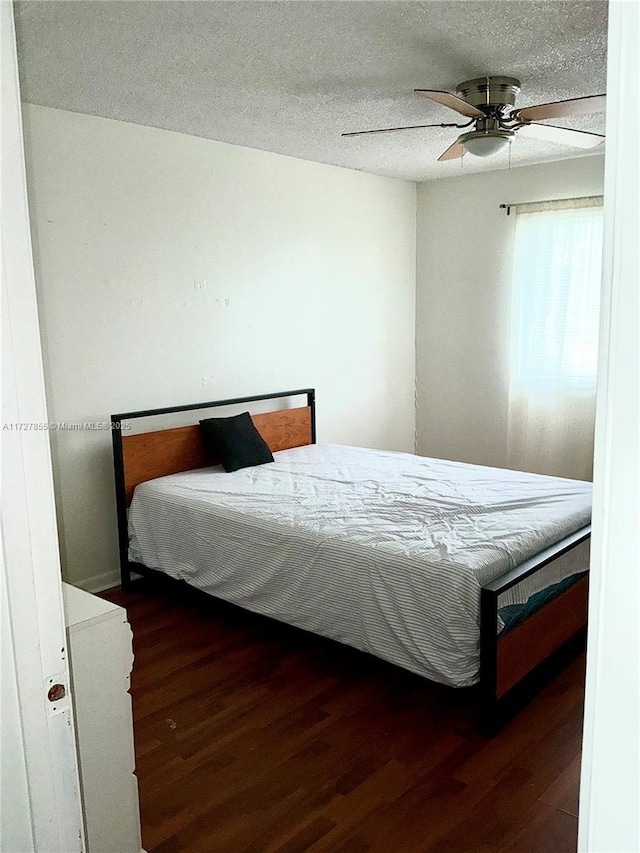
[112, 388, 590, 730]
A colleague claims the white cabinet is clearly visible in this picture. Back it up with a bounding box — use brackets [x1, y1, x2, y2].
[63, 583, 142, 853]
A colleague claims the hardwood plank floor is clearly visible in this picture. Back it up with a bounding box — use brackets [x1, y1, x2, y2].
[102, 577, 584, 853]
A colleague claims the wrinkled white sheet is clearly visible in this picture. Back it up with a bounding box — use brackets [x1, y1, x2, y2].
[129, 443, 591, 687]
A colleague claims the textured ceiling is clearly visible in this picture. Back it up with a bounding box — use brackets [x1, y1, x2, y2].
[14, 0, 608, 181]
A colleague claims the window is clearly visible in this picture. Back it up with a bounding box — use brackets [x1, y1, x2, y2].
[507, 197, 604, 481]
[510, 198, 604, 393]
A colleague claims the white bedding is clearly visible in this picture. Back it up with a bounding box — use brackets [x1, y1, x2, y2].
[128, 443, 591, 687]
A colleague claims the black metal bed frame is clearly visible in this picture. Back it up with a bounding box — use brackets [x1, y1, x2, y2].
[111, 387, 588, 731]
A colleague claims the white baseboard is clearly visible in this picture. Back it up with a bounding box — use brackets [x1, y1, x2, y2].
[72, 569, 120, 594]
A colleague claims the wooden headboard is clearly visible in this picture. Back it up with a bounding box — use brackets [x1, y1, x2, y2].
[120, 406, 312, 506]
[111, 388, 316, 586]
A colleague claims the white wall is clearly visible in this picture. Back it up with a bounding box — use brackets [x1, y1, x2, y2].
[416, 156, 605, 468]
[22, 104, 416, 591]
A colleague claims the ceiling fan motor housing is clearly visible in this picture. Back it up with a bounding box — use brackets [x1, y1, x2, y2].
[455, 77, 520, 157]
[456, 76, 521, 112]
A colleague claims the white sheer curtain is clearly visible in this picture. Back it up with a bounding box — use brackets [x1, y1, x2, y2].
[507, 198, 604, 481]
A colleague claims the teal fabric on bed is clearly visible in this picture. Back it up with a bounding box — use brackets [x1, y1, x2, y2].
[498, 571, 587, 635]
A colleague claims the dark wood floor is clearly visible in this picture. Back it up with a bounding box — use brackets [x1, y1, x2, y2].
[102, 578, 584, 853]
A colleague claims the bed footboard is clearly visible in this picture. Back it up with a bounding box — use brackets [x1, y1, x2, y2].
[479, 525, 590, 733]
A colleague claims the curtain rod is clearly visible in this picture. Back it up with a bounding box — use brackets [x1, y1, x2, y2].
[499, 195, 604, 216]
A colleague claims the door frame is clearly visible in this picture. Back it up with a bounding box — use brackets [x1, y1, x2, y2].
[1, 1, 85, 849]
[578, 2, 640, 851]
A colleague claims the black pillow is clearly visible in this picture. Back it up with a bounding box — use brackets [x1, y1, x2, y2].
[199, 411, 274, 472]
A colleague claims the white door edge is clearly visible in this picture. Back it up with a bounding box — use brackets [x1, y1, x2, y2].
[1, 1, 85, 849]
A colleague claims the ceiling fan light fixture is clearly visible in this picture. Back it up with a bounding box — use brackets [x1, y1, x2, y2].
[458, 129, 514, 157]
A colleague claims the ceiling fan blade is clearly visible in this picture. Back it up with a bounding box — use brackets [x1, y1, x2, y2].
[515, 94, 606, 123]
[414, 89, 484, 119]
[518, 122, 605, 149]
[437, 139, 465, 162]
[342, 122, 463, 138]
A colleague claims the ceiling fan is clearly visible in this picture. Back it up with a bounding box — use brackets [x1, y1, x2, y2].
[343, 76, 606, 160]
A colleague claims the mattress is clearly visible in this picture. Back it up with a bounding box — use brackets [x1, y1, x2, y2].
[128, 443, 591, 687]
